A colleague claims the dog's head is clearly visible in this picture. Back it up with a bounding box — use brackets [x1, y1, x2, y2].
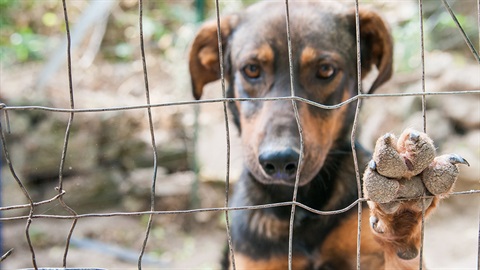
[189, 1, 393, 186]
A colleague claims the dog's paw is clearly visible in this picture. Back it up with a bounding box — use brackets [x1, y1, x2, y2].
[363, 129, 469, 260]
[363, 128, 469, 207]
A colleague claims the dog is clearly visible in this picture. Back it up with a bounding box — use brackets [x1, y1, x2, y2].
[188, 1, 468, 269]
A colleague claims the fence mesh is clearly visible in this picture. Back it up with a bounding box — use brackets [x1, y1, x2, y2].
[1, 0, 479, 269]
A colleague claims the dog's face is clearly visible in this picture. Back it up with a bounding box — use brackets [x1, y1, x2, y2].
[189, 1, 393, 186]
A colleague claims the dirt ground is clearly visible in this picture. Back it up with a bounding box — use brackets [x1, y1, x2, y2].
[2, 174, 479, 270]
[2, 178, 229, 269]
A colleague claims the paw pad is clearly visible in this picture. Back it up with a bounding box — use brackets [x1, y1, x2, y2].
[364, 129, 469, 204]
[422, 154, 469, 195]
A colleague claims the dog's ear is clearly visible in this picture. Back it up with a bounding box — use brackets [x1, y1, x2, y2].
[189, 15, 239, 100]
[349, 8, 393, 93]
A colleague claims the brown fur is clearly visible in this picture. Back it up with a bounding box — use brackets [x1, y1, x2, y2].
[368, 198, 438, 269]
[189, 15, 239, 99]
[315, 207, 384, 269]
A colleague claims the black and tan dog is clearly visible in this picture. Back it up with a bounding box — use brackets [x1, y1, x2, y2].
[188, 1, 468, 269]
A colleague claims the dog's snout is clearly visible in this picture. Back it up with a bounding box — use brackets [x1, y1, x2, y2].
[259, 148, 299, 181]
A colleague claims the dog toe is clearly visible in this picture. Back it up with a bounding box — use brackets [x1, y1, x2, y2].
[364, 165, 400, 203]
[422, 154, 469, 196]
[397, 128, 436, 178]
[396, 176, 425, 199]
[396, 245, 419, 261]
[373, 133, 408, 179]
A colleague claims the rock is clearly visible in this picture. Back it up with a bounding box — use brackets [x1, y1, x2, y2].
[35, 170, 125, 214]
[424, 51, 455, 78]
[8, 114, 99, 182]
[120, 167, 168, 196]
[439, 65, 480, 93]
[122, 168, 197, 197]
[403, 110, 454, 144]
[1, 166, 31, 217]
[440, 95, 480, 130]
[121, 167, 197, 211]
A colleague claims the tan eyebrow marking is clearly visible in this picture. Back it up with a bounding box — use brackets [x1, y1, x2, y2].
[256, 43, 274, 63]
[300, 46, 317, 66]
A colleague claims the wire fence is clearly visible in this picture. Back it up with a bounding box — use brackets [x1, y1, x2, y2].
[1, 0, 480, 269]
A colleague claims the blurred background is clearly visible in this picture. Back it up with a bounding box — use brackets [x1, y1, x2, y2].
[1, 0, 479, 269]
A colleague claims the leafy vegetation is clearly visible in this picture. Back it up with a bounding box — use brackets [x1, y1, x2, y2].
[0, 0, 477, 68]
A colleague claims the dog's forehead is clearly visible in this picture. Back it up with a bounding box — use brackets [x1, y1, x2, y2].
[230, 1, 354, 62]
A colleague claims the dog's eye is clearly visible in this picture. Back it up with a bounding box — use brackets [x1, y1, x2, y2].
[243, 64, 261, 79]
[317, 64, 336, 79]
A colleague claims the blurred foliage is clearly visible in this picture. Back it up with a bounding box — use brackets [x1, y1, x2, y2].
[0, 0, 478, 68]
[0, 0, 63, 64]
[0, 0, 199, 64]
[0, 0, 258, 65]
[393, 0, 479, 72]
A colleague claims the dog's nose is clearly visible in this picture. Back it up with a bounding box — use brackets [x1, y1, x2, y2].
[259, 148, 299, 181]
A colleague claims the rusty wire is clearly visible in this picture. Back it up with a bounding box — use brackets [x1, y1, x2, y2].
[477, 1, 480, 269]
[1, 190, 479, 223]
[440, 0, 480, 63]
[58, 1, 79, 268]
[351, 0, 364, 268]
[418, 0, 427, 268]
[0, 0, 479, 269]
[212, 0, 236, 268]
[0, 190, 480, 221]
[136, 0, 161, 268]
[283, 1, 306, 269]
[0, 119, 37, 268]
[2, 90, 479, 114]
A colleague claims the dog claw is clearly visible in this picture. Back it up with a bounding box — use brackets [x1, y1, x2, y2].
[383, 133, 394, 140]
[409, 130, 420, 142]
[447, 154, 470, 166]
[369, 215, 378, 229]
[368, 160, 377, 170]
[369, 215, 385, 233]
